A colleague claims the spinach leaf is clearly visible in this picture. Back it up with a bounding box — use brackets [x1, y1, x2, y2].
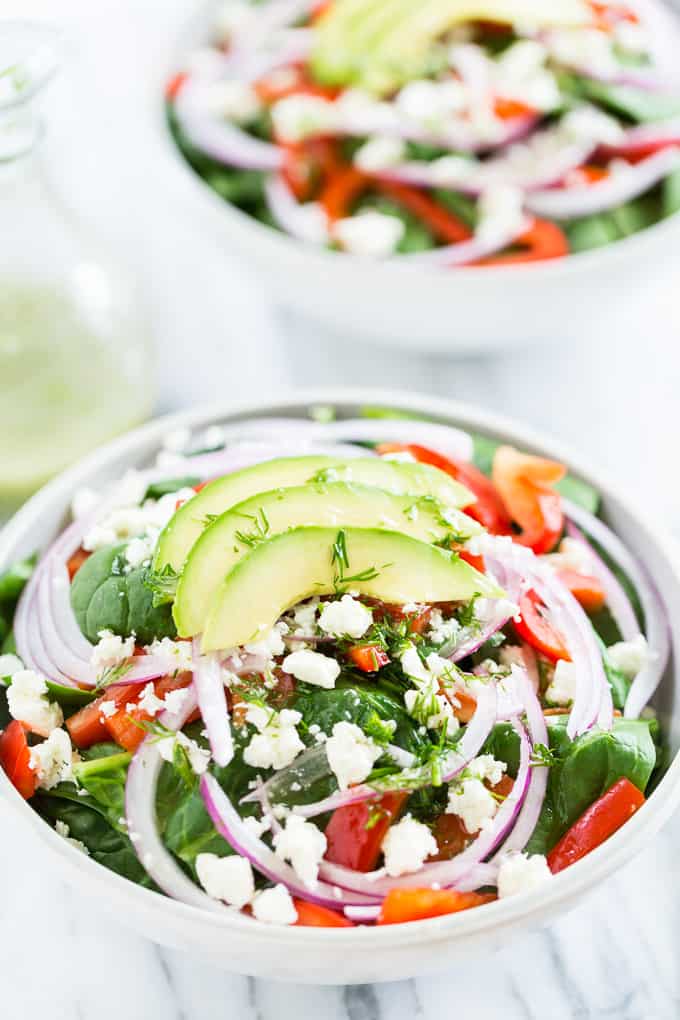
[0, 556, 35, 603]
[73, 750, 133, 831]
[70, 543, 176, 644]
[663, 167, 680, 217]
[34, 794, 155, 887]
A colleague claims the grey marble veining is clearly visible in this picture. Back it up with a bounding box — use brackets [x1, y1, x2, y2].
[3, 0, 680, 1017]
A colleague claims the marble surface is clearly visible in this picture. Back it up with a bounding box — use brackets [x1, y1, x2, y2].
[3, 0, 680, 1016]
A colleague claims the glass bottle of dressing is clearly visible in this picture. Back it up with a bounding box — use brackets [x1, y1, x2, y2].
[0, 23, 154, 516]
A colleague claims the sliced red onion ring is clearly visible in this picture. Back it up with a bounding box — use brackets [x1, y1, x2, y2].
[389, 212, 531, 268]
[200, 773, 381, 907]
[265, 175, 329, 244]
[319, 717, 530, 896]
[343, 904, 380, 922]
[526, 147, 680, 219]
[175, 105, 284, 171]
[192, 640, 234, 767]
[565, 521, 638, 641]
[125, 688, 226, 911]
[230, 0, 318, 54]
[599, 118, 680, 158]
[563, 500, 670, 720]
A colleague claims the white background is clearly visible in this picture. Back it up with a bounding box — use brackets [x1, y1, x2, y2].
[2, 1, 680, 1017]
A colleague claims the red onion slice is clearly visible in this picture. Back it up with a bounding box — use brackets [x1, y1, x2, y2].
[563, 500, 670, 720]
[564, 521, 638, 641]
[192, 640, 234, 767]
[265, 175, 329, 244]
[599, 119, 680, 159]
[526, 147, 680, 219]
[200, 773, 381, 907]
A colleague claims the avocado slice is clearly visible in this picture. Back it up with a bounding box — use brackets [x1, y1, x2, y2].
[152, 455, 474, 578]
[174, 481, 482, 637]
[311, 0, 590, 93]
[201, 525, 503, 652]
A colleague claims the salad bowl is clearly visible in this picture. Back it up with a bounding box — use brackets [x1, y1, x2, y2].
[1, 388, 680, 984]
[153, 0, 680, 352]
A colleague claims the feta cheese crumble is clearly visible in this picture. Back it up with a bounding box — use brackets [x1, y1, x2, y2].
[318, 595, 373, 639]
[137, 682, 166, 716]
[144, 637, 194, 674]
[400, 644, 459, 732]
[251, 884, 298, 925]
[332, 211, 405, 258]
[271, 94, 335, 143]
[354, 134, 405, 172]
[242, 706, 305, 770]
[545, 659, 577, 706]
[381, 814, 438, 877]
[29, 728, 75, 790]
[157, 732, 211, 774]
[281, 649, 340, 689]
[196, 853, 255, 908]
[7, 670, 63, 736]
[90, 630, 135, 673]
[497, 851, 551, 898]
[447, 777, 499, 834]
[607, 635, 651, 679]
[273, 815, 327, 888]
[325, 721, 382, 791]
[55, 820, 90, 855]
[245, 623, 288, 659]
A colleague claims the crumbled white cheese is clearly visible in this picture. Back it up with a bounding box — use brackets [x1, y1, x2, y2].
[137, 682, 166, 716]
[244, 622, 288, 659]
[99, 700, 117, 719]
[163, 688, 190, 716]
[242, 814, 272, 839]
[497, 851, 552, 898]
[428, 154, 476, 188]
[144, 637, 194, 674]
[447, 777, 499, 834]
[467, 754, 507, 788]
[400, 644, 459, 731]
[251, 884, 298, 925]
[273, 815, 327, 888]
[157, 731, 211, 774]
[199, 79, 262, 124]
[547, 27, 617, 77]
[124, 535, 155, 569]
[196, 853, 255, 907]
[7, 670, 63, 736]
[396, 78, 467, 126]
[607, 634, 650, 679]
[381, 814, 438, 877]
[242, 706, 304, 770]
[29, 728, 74, 790]
[55, 820, 90, 855]
[354, 135, 405, 172]
[427, 609, 460, 647]
[318, 595, 373, 639]
[325, 721, 382, 791]
[545, 659, 577, 706]
[332, 211, 405, 258]
[271, 94, 335, 143]
[477, 185, 526, 244]
[292, 598, 319, 635]
[561, 104, 624, 146]
[281, 649, 340, 689]
[90, 630, 135, 673]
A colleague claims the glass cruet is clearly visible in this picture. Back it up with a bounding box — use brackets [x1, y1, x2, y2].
[0, 22, 155, 517]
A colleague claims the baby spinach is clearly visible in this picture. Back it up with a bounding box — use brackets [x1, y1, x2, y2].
[0, 555, 35, 657]
[70, 543, 176, 645]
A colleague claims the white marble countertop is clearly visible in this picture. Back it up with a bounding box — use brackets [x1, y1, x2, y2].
[2, 0, 680, 1016]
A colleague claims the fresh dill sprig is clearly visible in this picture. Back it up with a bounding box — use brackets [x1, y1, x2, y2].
[233, 507, 271, 549]
[95, 660, 133, 692]
[330, 528, 384, 593]
[530, 742, 561, 768]
[143, 562, 180, 605]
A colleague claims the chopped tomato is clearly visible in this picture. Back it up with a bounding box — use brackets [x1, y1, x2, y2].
[376, 181, 472, 243]
[281, 139, 340, 201]
[66, 682, 145, 749]
[440, 682, 477, 723]
[347, 644, 390, 673]
[165, 71, 188, 101]
[493, 96, 535, 120]
[515, 590, 571, 662]
[377, 887, 496, 925]
[492, 445, 565, 554]
[67, 548, 91, 580]
[459, 549, 485, 573]
[548, 777, 645, 874]
[590, 1, 638, 31]
[105, 674, 193, 752]
[475, 217, 569, 266]
[318, 166, 368, 221]
[293, 899, 354, 927]
[428, 813, 470, 861]
[557, 569, 606, 613]
[324, 792, 408, 872]
[376, 442, 511, 535]
[376, 600, 432, 634]
[565, 164, 610, 187]
[267, 669, 297, 708]
[0, 721, 37, 799]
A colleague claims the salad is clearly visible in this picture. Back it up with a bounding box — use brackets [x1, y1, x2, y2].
[166, 0, 680, 266]
[0, 411, 668, 928]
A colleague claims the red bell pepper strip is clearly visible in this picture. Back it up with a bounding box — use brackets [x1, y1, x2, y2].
[375, 442, 512, 535]
[376, 181, 472, 243]
[324, 792, 408, 871]
[377, 887, 496, 924]
[0, 720, 37, 799]
[514, 590, 571, 662]
[474, 217, 569, 266]
[293, 899, 355, 927]
[318, 166, 369, 222]
[492, 445, 566, 554]
[548, 778, 646, 874]
[557, 569, 607, 613]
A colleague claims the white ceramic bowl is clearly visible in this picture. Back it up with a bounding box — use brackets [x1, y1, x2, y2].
[2, 389, 680, 984]
[151, 12, 680, 354]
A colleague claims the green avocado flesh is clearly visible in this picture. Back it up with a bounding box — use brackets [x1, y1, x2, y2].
[153, 455, 474, 576]
[201, 525, 503, 652]
[173, 480, 482, 637]
[310, 0, 590, 93]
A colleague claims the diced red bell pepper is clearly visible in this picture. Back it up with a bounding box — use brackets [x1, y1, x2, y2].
[0, 720, 37, 799]
[548, 778, 645, 874]
[375, 181, 472, 244]
[293, 899, 355, 927]
[377, 887, 496, 925]
[474, 217, 569, 266]
[324, 792, 408, 872]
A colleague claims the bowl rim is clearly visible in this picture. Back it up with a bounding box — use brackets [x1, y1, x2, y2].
[153, 5, 680, 286]
[2, 386, 680, 949]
